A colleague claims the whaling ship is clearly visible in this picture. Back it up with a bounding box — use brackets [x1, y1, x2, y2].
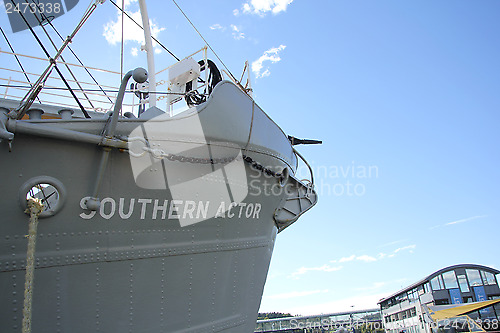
[0, 1, 318, 332]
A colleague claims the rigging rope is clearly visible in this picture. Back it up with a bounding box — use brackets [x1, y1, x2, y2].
[27, 0, 115, 105]
[121, 0, 125, 79]
[22, 198, 44, 333]
[10, 0, 100, 119]
[108, 0, 180, 62]
[0, 26, 41, 104]
[171, 0, 239, 86]
[24, 0, 97, 110]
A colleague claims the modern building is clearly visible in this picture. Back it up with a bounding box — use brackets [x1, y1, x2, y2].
[378, 264, 500, 333]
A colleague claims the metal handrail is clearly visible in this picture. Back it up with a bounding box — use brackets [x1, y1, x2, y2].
[0, 45, 223, 116]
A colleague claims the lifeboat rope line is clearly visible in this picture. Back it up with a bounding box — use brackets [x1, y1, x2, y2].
[22, 197, 44, 333]
[243, 101, 255, 155]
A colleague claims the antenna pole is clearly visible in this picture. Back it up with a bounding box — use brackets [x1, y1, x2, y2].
[138, 0, 156, 108]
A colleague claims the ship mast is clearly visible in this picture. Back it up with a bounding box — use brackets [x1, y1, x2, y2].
[138, 0, 156, 108]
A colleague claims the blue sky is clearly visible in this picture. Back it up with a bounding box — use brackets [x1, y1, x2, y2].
[1, 0, 499, 316]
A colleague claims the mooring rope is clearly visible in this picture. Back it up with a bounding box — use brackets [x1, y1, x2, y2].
[22, 197, 44, 333]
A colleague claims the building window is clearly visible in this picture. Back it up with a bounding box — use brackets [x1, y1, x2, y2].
[466, 269, 483, 286]
[457, 274, 470, 292]
[431, 276, 444, 290]
[468, 310, 480, 320]
[435, 299, 450, 305]
[408, 288, 418, 302]
[423, 283, 431, 293]
[480, 306, 496, 320]
[494, 303, 500, 319]
[482, 271, 497, 285]
[442, 271, 459, 289]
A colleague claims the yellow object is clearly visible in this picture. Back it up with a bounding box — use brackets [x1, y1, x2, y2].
[429, 299, 500, 320]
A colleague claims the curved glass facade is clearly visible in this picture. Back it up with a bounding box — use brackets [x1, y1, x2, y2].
[378, 264, 500, 333]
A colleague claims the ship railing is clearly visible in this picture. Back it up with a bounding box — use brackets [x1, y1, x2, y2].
[293, 147, 316, 189]
[1, 46, 251, 118]
[0, 73, 118, 110]
[0, 49, 130, 115]
[0, 49, 166, 116]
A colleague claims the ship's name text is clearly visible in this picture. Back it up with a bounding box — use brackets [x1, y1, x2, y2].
[79, 197, 262, 220]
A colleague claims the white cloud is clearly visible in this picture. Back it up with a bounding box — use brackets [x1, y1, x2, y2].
[290, 264, 343, 278]
[356, 255, 377, 262]
[103, 0, 164, 54]
[252, 45, 286, 78]
[377, 252, 388, 260]
[231, 25, 245, 40]
[376, 244, 416, 259]
[429, 215, 487, 230]
[241, 0, 294, 16]
[210, 23, 224, 31]
[114, 0, 135, 10]
[331, 246, 415, 266]
[445, 215, 488, 226]
[233, 9, 240, 16]
[301, 246, 415, 280]
[339, 255, 355, 263]
[335, 254, 379, 263]
[131, 47, 138, 56]
[243, 3, 252, 13]
[259, 69, 271, 78]
[393, 245, 416, 253]
[265, 289, 329, 300]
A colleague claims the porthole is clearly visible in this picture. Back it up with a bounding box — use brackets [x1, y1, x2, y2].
[19, 176, 66, 218]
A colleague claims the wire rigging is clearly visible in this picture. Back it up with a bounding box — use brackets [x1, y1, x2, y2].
[108, 0, 180, 62]
[9, 0, 95, 119]
[171, 0, 239, 86]
[120, 0, 125, 79]
[0, 26, 41, 104]
[25, 0, 114, 106]
[2, 0, 243, 118]
[24, 0, 97, 110]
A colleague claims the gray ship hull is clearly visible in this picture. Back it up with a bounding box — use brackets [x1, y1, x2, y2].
[0, 81, 316, 332]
